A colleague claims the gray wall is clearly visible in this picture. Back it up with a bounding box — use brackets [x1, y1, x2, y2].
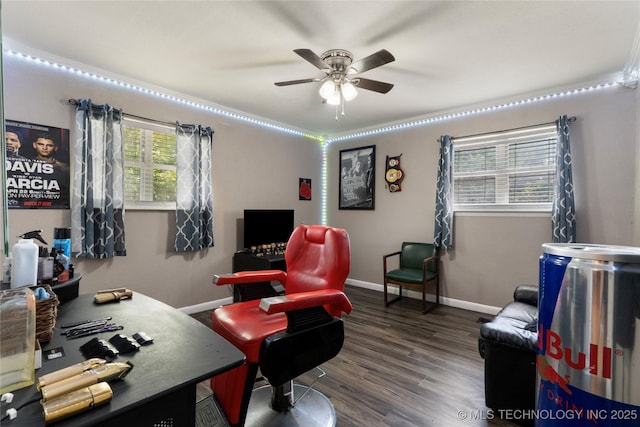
[3, 55, 639, 312]
[3, 55, 323, 309]
[328, 85, 639, 311]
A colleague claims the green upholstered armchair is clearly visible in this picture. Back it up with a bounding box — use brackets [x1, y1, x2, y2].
[383, 242, 440, 314]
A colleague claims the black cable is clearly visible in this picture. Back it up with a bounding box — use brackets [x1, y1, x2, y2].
[0, 394, 40, 422]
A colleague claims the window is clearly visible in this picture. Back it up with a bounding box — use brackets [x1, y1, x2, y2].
[452, 124, 557, 212]
[123, 118, 176, 209]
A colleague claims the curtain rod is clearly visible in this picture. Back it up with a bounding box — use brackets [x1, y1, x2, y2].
[448, 116, 576, 142]
[67, 99, 176, 128]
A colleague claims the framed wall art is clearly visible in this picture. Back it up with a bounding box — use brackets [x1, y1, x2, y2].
[299, 178, 312, 200]
[339, 145, 375, 210]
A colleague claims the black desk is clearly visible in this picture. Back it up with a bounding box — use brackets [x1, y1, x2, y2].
[9, 292, 244, 426]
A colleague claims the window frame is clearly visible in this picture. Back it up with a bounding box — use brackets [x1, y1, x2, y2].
[452, 124, 557, 213]
[122, 118, 177, 211]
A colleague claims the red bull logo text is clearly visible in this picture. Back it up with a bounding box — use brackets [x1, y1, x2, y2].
[539, 323, 613, 380]
[538, 244, 640, 425]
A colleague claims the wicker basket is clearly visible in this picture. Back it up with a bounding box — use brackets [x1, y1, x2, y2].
[31, 284, 59, 343]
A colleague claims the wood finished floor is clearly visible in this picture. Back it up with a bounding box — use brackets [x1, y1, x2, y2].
[191, 285, 519, 426]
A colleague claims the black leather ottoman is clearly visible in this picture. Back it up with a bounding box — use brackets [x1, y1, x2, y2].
[478, 285, 538, 423]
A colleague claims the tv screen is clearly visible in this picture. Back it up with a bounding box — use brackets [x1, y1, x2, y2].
[243, 209, 294, 249]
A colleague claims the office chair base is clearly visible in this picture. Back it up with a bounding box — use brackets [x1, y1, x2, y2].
[245, 384, 336, 427]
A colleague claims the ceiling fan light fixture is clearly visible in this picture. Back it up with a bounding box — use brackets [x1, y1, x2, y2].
[275, 48, 395, 118]
[341, 82, 358, 101]
[326, 91, 341, 105]
[319, 80, 336, 99]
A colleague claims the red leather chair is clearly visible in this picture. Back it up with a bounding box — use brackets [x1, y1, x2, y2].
[210, 225, 352, 427]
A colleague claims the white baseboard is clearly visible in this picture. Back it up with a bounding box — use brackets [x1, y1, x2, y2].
[179, 279, 502, 316]
[346, 278, 501, 315]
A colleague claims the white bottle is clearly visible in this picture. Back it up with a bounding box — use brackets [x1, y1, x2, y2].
[11, 239, 39, 288]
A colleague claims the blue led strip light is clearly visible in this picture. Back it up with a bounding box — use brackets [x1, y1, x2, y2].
[326, 82, 618, 143]
[321, 141, 328, 225]
[5, 48, 619, 144]
[3, 48, 322, 142]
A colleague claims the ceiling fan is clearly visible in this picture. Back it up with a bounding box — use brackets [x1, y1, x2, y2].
[275, 48, 395, 116]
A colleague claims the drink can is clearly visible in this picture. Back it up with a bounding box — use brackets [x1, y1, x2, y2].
[537, 243, 640, 425]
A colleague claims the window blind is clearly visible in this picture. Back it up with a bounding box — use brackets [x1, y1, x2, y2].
[453, 124, 557, 211]
[123, 118, 177, 209]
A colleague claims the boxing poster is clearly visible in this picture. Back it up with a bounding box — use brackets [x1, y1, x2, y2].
[5, 120, 70, 209]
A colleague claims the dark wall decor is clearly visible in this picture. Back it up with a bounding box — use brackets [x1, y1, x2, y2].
[385, 153, 404, 192]
[339, 145, 375, 210]
[5, 120, 70, 209]
[299, 178, 312, 200]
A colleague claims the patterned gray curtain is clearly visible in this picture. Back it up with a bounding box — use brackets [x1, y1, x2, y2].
[434, 135, 453, 249]
[175, 123, 214, 251]
[71, 99, 126, 258]
[552, 115, 576, 243]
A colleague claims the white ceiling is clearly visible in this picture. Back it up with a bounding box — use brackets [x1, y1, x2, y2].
[2, 1, 639, 136]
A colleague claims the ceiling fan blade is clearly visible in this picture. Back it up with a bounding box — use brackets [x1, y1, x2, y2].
[293, 49, 329, 70]
[354, 78, 394, 94]
[274, 78, 318, 86]
[348, 49, 395, 74]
